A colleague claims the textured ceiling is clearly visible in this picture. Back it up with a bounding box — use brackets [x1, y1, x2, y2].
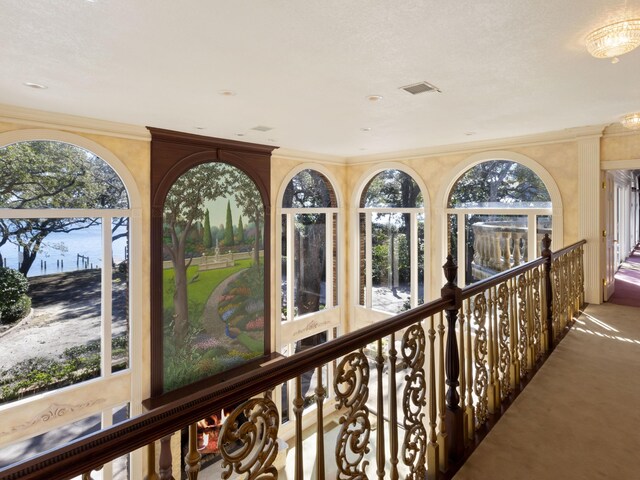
[1, 0, 640, 157]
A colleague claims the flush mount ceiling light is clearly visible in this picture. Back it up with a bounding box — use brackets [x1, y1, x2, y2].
[23, 82, 47, 89]
[620, 112, 640, 130]
[218, 90, 236, 96]
[366, 95, 383, 102]
[586, 19, 640, 61]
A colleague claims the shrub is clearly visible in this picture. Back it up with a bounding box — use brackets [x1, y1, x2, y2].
[0, 267, 31, 324]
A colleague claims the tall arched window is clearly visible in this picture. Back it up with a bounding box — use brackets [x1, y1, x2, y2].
[278, 168, 339, 426]
[0, 139, 135, 478]
[358, 169, 426, 315]
[447, 160, 552, 285]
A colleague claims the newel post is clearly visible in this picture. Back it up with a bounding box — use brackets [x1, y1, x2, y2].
[441, 255, 464, 463]
[541, 234, 554, 351]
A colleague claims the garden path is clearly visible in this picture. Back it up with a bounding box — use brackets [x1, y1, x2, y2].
[0, 270, 127, 371]
[198, 269, 247, 350]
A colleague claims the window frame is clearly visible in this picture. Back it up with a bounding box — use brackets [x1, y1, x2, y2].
[438, 151, 563, 288]
[275, 166, 342, 436]
[351, 165, 429, 327]
[0, 131, 142, 479]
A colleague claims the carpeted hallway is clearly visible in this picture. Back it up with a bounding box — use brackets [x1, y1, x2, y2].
[609, 244, 640, 308]
[454, 302, 640, 479]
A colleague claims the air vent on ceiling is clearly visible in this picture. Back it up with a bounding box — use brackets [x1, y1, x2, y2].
[400, 81, 441, 95]
[251, 125, 274, 132]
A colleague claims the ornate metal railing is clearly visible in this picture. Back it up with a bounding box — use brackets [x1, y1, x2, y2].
[0, 235, 585, 480]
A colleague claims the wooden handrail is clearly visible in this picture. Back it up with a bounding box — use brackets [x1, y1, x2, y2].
[551, 239, 587, 260]
[0, 296, 451, 480]
[461, 257, 546, 299]
[0, 238, 588, 480]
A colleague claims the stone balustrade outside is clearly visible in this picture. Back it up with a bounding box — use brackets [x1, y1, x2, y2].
[471, 222, 551, 280]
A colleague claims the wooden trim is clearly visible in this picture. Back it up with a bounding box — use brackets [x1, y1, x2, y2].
[0, 296, 451, 480]
[551, 239, 587, 260]
[149, 128, 276, 397]
[461, 257, 546, 298]
[0, 239, 587, 480]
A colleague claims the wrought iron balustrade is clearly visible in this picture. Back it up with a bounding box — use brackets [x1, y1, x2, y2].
[0, 235, 585, 480]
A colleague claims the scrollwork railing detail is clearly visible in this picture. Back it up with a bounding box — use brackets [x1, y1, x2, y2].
[496, 283, 511, 398]
[219, 391, 280, 480]
[551, 258, 562, 340]
[473, 293, 489, 425]
[334, 350, 370, 480]
[401, 323, 427, 479]
[532, 267, 542, 361]
[517, 273, 529, 376]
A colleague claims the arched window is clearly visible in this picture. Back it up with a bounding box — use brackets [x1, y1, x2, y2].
[278, 168, 339, 425]
[281, 169, 339, 321]
[358, 169, 426, 314]
[446, 160, 552, 285]
[0, 139, 134, 477]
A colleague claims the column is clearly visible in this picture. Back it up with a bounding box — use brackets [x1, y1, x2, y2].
[577, 134, 602, 304]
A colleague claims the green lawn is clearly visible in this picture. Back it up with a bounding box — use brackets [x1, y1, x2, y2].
[163, 259, 252, 326]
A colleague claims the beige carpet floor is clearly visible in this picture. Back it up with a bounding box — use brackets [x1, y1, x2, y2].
[454, 302, 640, 480]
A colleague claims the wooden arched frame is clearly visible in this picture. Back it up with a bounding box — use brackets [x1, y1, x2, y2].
[148, 128, 276, 404]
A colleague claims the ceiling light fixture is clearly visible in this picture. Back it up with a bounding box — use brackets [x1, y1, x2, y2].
[360, 127, 372, 132]
[23, 82, 47, 89]
[620, 112, 640, 130]
[366, 95, 383, 102]
[219, 90, 236, 96]
[251, 125, 273, 132]
[586, 19, 640, 62]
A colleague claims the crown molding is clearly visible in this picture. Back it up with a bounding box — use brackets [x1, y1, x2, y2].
[0, 104, 150, 141]
[345, 124, 608, 164]
[601, 159, 640, 170]
[272, 147, 347, 165]
[602, 122, 640, 138]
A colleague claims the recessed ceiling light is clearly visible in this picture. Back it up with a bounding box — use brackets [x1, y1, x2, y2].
[23, 82, 47, 89]
[219, 90, 236, 96]
[251, 125, 273, 132]
[236, 133, 245, 137]
[366, 95, 383, 102]
[464, 131, 476, 136]
[361, 127, 372, 132]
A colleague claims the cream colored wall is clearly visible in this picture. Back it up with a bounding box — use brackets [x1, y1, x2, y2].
[602, 131, 640, 162]
[0, 120, 152, 400]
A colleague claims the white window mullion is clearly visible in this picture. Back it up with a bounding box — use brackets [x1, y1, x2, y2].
[100, 408, 114, 480]
[0, 208, 130, 219]
[365, 212, 373, 309]
[410, 212, 418, 308]
[101, 218, 112, 378]
[286, 213, 295, 321]
[457, 213, 465, 287]
[325, 213, 333, 308]
[527, 214, 537, 260]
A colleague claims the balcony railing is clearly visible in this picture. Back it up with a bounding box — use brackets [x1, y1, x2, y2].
[0, 234, 585, 480]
